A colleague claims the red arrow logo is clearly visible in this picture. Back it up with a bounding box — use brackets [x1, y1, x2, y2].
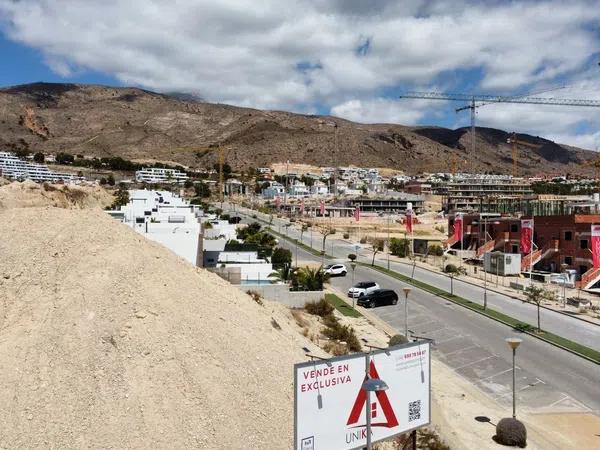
[346, 360, 399, 428]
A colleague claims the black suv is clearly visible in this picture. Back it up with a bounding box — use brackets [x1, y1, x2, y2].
[357, 289, 398, 308]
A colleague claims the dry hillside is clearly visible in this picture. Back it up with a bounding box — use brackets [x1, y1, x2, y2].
[0, 179, 113, 210]
[0, 202, 318, 448]
[0, 82, 596, 176]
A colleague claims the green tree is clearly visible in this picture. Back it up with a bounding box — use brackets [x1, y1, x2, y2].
[99, 177, 107, 185]
[194, 182, 211, 198]
[523, 285, 556, 332]
[371, 239, 384, 266]
[56, 152, 75, 164]
[296, 266, 329, 291]
[271, 247, 292, 269]
[110, 186, 129, 209]
[107, 174, 116, 186]
[268, 264, 294, 283]
[389, 238, 410, 257]
[348, 253, 357, 262]
[33, 152, 45, 163]
[184, 179, 194, 189]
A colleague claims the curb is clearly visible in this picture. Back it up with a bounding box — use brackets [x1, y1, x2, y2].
[235, 209, 600, 362]
[363, 263, 600, 366]
[382, 256, 600, 327]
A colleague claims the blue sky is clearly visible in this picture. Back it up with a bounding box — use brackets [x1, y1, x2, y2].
[1, 0, 599, 149]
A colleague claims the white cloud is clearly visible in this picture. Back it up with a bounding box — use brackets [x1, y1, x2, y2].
[331, 98, 427, 124]
[0, 0, 599, 147]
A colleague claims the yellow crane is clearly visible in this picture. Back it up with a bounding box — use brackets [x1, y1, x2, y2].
[506, 133, 542, 178]
[175, 144, 229, 203]
[195, 145, 229, 203]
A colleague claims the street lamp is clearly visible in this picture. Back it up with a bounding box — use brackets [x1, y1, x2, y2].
[350, 262, 357, 308]
[402, 287, 412, 339]
[362, 375, 389, 450]
[505, 337, 522, 419]
[387, 213, 391, 270]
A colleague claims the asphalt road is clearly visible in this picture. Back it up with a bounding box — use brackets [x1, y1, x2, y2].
[241, 207, 600, 352]
[226, 204, 600, 413]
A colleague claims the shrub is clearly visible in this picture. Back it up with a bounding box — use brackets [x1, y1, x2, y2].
[271, 247, 292, 269]
[33, 152, 45, 163]
[343, 233, 350, 239]
[493, 418, 527, 448]
[107, 174, 115, 186]
[359, 237, 367, 244]
[429, 244, 444, 256]
[444, 264, 458, 273]
[184, 180, 194, 189]
[305, 298, 334, 317]
[321, 316, 361, 352]
[390, 237, 410, 257]
[388, 334, 409, 346]
[246, 290, 264, 306]
[220, 213, 231, 221]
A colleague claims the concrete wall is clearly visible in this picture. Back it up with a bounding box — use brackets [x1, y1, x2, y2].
[243, 284, 324, 308]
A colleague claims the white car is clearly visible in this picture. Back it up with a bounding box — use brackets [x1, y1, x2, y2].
[347, 281, 380, 298]
[323, 263, 347, 277]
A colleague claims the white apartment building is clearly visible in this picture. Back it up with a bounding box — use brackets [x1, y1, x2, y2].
[288, 181, 310, 197]
[310, 181, 329, 195]
[110, 190, 202, 265]
[135, 167, 188, 184]
[261, 181, 285, 199]
[0, 152, 77, 183]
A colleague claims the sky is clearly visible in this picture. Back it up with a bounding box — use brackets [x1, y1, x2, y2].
[1, 0, 600, 149]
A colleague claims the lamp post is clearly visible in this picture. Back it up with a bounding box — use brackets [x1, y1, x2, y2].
[387, 213, 391, 270]
[350, 262, 357, 308]
[362, 365, 389, 450]
[402, 287, 412, 339]
[505, 337, 522, 419]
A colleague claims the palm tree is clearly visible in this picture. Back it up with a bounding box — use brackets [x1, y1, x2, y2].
[268, 264, 294, 283]
[297, 265, 330, 291]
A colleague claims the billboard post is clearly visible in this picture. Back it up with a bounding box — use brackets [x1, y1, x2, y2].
[294, 341, 431, 450]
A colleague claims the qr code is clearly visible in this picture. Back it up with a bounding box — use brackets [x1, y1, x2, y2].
[408, 400, 421, 422]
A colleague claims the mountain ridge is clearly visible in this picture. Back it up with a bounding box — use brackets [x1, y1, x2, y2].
[0, 82, 595, 176]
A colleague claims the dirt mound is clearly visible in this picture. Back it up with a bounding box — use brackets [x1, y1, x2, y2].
[0, 180, 113, 210]
[0, 207, 314, 449]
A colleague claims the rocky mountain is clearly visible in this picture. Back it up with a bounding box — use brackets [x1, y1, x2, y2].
[0, 82, 596, 176]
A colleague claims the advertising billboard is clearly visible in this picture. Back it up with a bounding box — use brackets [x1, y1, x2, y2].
[294, 341, 431, 450]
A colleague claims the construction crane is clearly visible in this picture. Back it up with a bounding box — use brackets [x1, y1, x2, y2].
[175, 145, 229, 203]
[399, 91, 600, 172]
[186, 145, 229, 203]
[506, 133, 542, 177]
[451, 86, 566, 167]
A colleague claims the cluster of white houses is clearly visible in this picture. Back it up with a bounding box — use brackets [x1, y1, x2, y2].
[0, 152, 78, 183]
[108, 190, 273, 284]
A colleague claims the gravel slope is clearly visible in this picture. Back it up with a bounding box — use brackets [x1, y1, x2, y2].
[0, 206, 313, 449]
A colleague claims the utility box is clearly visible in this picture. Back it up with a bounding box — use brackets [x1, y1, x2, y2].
[484, 252, 521, 276]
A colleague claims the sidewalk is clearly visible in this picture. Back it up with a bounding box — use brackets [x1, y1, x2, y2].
[376, 250, 600, 327]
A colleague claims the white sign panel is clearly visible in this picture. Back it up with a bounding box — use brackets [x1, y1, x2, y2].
[294, 341, 431, 450]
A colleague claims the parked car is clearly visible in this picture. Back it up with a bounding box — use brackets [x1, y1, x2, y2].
[347, 281, 380, 298]
[323, 264, 347, 277]
[357, 289, 398, 308]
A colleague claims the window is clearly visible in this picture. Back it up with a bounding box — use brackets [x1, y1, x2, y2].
[579, 265, 588, 275]
[564, 231, 573, 241]
[511, 245, 519, 253]
[580, 239, 588, 249]
[510, 224, 518, 233]
[564, 256, 573, 265]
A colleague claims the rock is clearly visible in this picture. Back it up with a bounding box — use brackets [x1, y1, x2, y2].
[134, 311, 147, 319]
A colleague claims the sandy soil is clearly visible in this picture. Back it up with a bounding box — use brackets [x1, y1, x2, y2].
[0, 206, 322, 449]
[0, 180, 113, 210]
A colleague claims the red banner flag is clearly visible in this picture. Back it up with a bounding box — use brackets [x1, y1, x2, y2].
[354, 206, 360, 222]
[453, 213, 463, 243]
[591, 224, 600, 268]
[520, 219, 534, 254]
[319, 201, 325, 216]
[300, 199, 305, 215]
[405, 209, 413, 233]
